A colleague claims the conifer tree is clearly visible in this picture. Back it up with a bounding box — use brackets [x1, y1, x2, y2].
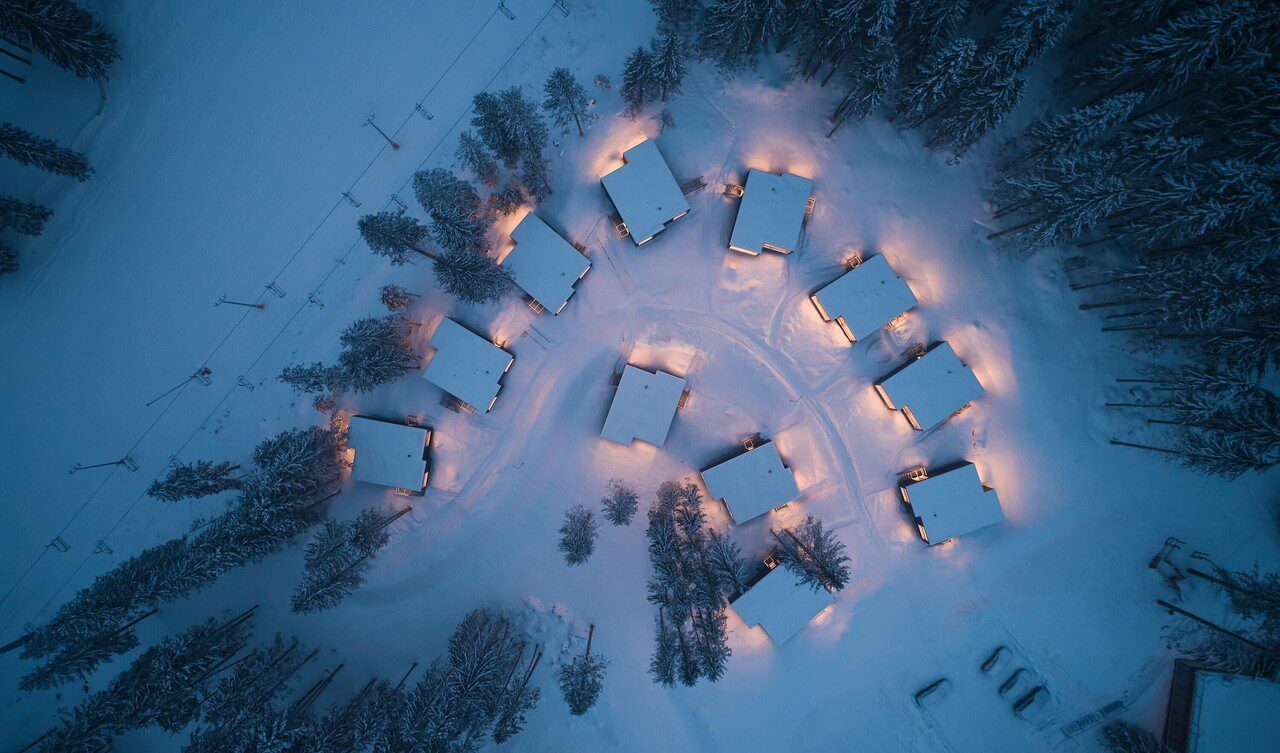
[456, 131, 501, 187]
[433, 246, 509, 304]
[358, 209, 432, 265]
[620, 46, 655, 117]
[601, 479, 639, 526]
[0, 242, 17, 277]
[983, 0, 1074, 75]
[771, 515, 851, 592]
[900, 0, 972, 66]
[893, 36, 977, 130]
[147, 460, 243, 502]
[558, 624, 607, 715]
[292, 506, 407, 614]
[998, 92, 1143, 174]
[280, 316, 417, 395]
[486, 180, 526, 220]
[0, 0, 118, 80]
[471, 87, 548, 169]
[412, 168, 486, 255]
[829, 37, 899, 135]
[1116, 160, 1273, 249]
[1098, 720, 1170, 753]
[542, 67, 593, 137]
[521, 153, 552, 202]
[20, 608, 154, 691]
[379, 283, 418, 311]
[558, 504, 598, 566]
[0, 122, 92, 180]
[0, 194, 52, 235]
[1112, 115, 1202, 176]
[650, 0, 702, 42]
[928, 65, 1026, 160]
[650, 32, 687, 102]
[700, 0, 780, 71]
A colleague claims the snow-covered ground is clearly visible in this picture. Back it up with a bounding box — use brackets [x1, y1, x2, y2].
[2, 2, 1277, 751]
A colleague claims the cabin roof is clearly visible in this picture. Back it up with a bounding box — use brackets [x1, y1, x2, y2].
[814, 254, 917, 340]
[601, 364, 685, 447]
[600, 140, 689, 244]
[903, 463, 1003, 544]
[422, 318, 512, 410]
[348, 416, 430, 491]
[732, 566, 834, 643]
[504, 213, 590, 313]
[701, 441, 800, 523]
[880, 341, 983, 429]
[1185, 670, 1280, 753]
[728, 169, 813, 255]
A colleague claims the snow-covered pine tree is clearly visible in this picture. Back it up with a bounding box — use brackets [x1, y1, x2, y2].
[336, 316, 418, 394]
[486, 180, 526, 220]
[306, 677, 399, 753]
[1112, 115, 1202, 176]
[433, 246, 509, 303]
[900, 0, 973, 66]
[1115, 160, 1274, 250]
[650, 32, 687, 102]
[1210, 564, 1280, 636]
[892, 36, 977, 130]
[989, 151, 1130, 252]
[705, 527, 748, 595]
[1115, 429, 1274, 479]
[19, 607, 155, 691]
[601, 479, 639, 526]
[542, 67, 593, 137]
[699, 0, 782, 71]
[1072, 1, 1260, 97]
[520, 153, 552, 202]
[649, 608, 678, 686]
[771, 514, 852, 592]
[1198, 311, 1280, 377]
[147, 460, 243, 502]
[983, 0, 1074, 75]
[829, 36, 899, 135]
[35, 610, 254, 753]
[358, 209, 433, 266]
[998, 92, 1143, 174]
[456, 131, 501, 187]
[247, 424, 346, 501]
[928, 64, 1026, 160]
[411, 168, 486, 255]
[650, 0, 703, 41]
[188, 633, 312, 748]
[620, 46, 655, 117]
[291, 506, 407, 614]
[0, 194, 52, 235]
[0, 0, 118, 80]
[557, 624, 608, 715]
[0, 242, 17, 276]
[471, 87, 549, 169]
[0, 123, 92, 180]
[1197, 70, 1280, 167]
[558, 504, 598, 566]
[379, 283, 418, 311]
[279, 362, 348, 395]
[1098, 720, 1170, 753]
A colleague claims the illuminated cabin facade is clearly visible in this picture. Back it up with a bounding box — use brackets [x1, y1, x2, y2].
[600, 140, 690, 245]
[898, 462, 1003, 545]
[422, 317, 514, 414]
[347, 415, 432, 496]
[601, 364, 687, 447]
[874, 341, 983, 430]
[700, 439, 799, 523]
[811, 253, 917, 343]
[728, 169, 814, 256]
[503, 213, 591, 315]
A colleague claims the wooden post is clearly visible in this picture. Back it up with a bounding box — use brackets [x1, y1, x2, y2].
[584, 624, 595, 661]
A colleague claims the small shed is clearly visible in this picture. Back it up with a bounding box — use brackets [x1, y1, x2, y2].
[811, 254, 917, 342]
[601, 140, 690, 245]
[899, 462, 1003, 545]
[1162, 660, 1280, 753]
[601, 364, 686, 447]
[701, 441, 800, 523]
[422, 317, 514, 413]
[728, 169, 814, 256]
[875, 341, 983, 430]
[504, 213, 591, 314]
[347, 416, 432, 495]
[731, 563, 835, 644]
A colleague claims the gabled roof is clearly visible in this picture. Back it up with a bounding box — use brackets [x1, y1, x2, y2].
[423, 318, 513, 411]
[600, 140, 689, 244]
[728, 169, 814, 255]
[878, 341, 983, 429]
[701, 442, 800, 523]
[601, 364, 685, 447]
[505, 213, 590, 313]
[902, 463, 1003, 544]
[347, 416, 430, 491]
[732, 566, 835, 644]
[813, 254, 917, 341]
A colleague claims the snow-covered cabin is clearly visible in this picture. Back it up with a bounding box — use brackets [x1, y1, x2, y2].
[601, 364, 686, 447]
[600, 140, 690, 245]
[422, 317, 513, 413]
[728, 169, 814, 255]
[874, 341, 983, 430]
[898, 462, 1003, 545]
[504, 213, 591, 314]
[347, 416, 432, 495]
[701, 441, 800, 523]
[811, 254, 917, 342]
[731, 563, 835, 644]
[1162, 660, 1280, 753]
